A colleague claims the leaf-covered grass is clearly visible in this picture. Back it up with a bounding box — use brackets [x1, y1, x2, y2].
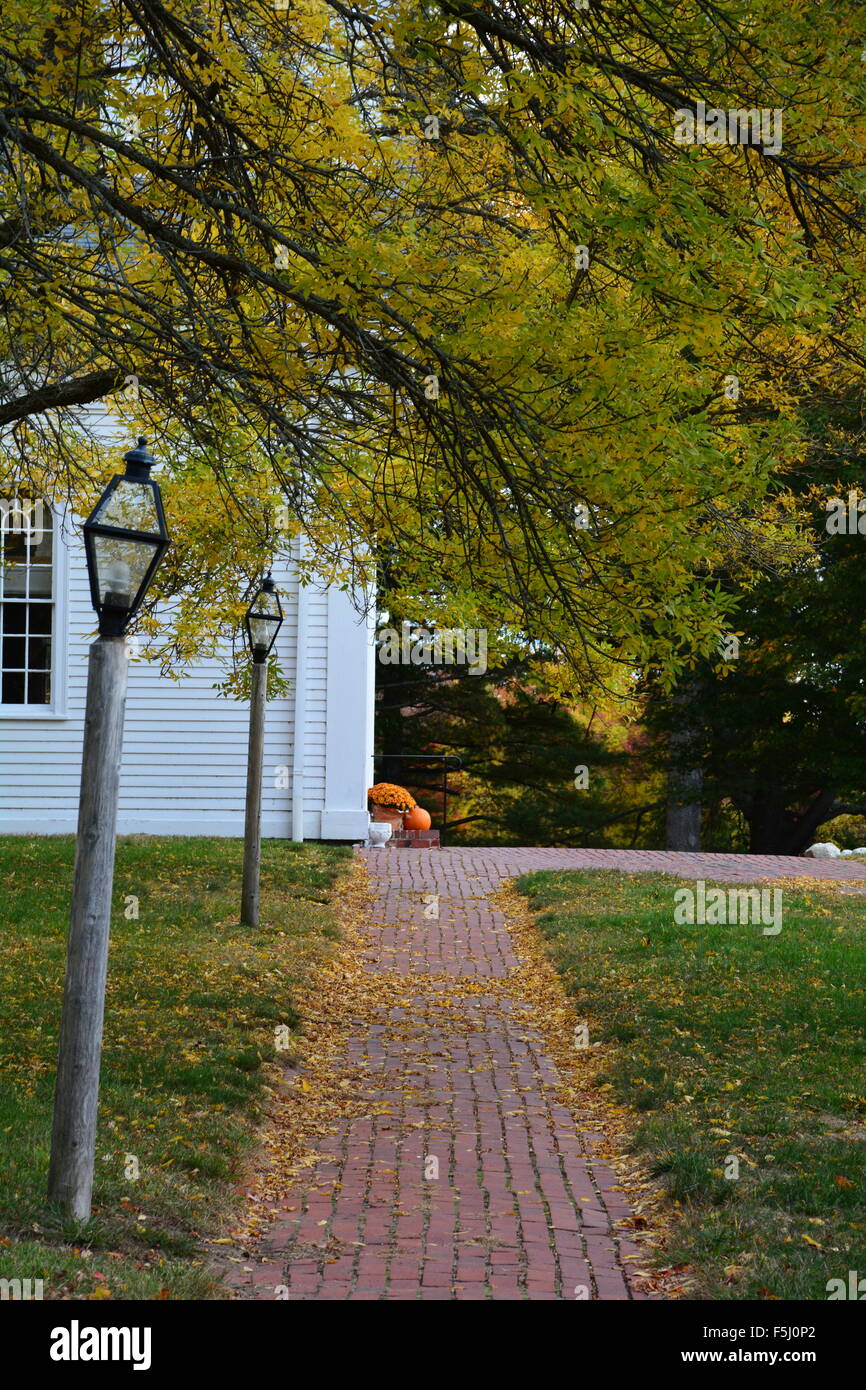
[0, 835, 350, 1300]
[517, 869, 866, 1300]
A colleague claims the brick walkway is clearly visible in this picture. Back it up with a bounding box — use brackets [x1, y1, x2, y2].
[229, 847, 866, 1301]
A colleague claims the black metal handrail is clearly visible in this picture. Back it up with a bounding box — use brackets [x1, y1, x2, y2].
[372, 752, 462, 844]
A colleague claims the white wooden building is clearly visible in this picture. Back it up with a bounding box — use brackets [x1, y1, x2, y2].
[0, 505, 376, 840]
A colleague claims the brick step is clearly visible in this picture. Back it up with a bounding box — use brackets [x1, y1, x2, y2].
[389, 828, 441, 848]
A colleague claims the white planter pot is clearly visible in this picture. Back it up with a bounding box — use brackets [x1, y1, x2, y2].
[366, 822, 393, 850]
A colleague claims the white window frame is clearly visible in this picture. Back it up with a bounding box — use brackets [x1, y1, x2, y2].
[0, 502, 69, 720]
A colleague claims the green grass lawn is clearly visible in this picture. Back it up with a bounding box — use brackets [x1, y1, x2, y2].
[517, 869, 866, 1300]
[0, 835, 350, 1300]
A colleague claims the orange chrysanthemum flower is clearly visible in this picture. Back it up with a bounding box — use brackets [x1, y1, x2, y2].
[368, 782, 416, 811]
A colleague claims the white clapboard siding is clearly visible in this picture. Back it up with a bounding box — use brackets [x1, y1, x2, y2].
[0, 506, 375, 839]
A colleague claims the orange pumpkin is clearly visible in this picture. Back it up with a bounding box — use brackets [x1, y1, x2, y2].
[404, 805, 432, 832]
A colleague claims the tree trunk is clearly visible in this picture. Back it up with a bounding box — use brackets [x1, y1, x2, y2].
[666, 682, 703, 850]
[666, 774, 703, 850]
[748, 786, 836, 855]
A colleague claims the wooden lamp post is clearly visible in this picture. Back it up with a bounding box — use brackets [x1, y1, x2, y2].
[240, 573, 283, 927]
[48, 437, 170, 1221]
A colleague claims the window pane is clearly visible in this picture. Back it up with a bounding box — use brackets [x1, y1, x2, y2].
[2, 603, 26, 633]
[28, 604, 51, 634]
[3, 635, 25, 668]
[2, 563, 27, 597]
[29, 521, 53, 563]
[28, 566, 52, 598]
[28, 635, 51, 670]
[1, 530, 27, 564]
[2, 671, 25, 703]
[27, 669, 50, 704]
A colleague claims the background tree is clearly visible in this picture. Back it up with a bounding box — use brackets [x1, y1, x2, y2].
[644, 386, 866, 853]
[376, 568, 663, 844]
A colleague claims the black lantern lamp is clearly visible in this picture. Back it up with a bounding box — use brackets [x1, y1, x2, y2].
[244, 573, 283, 663]
[82, 437, 170, 637]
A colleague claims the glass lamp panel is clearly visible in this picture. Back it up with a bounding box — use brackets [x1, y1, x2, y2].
[92, 479, 162, 534]
[248, 614, 279, 651]
[93, 534, 158, 610]
[247, 586, 282, 654]
[254, 589, 282, 621]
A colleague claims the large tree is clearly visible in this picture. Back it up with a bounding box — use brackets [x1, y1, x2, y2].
[1, 0, 865, 684]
